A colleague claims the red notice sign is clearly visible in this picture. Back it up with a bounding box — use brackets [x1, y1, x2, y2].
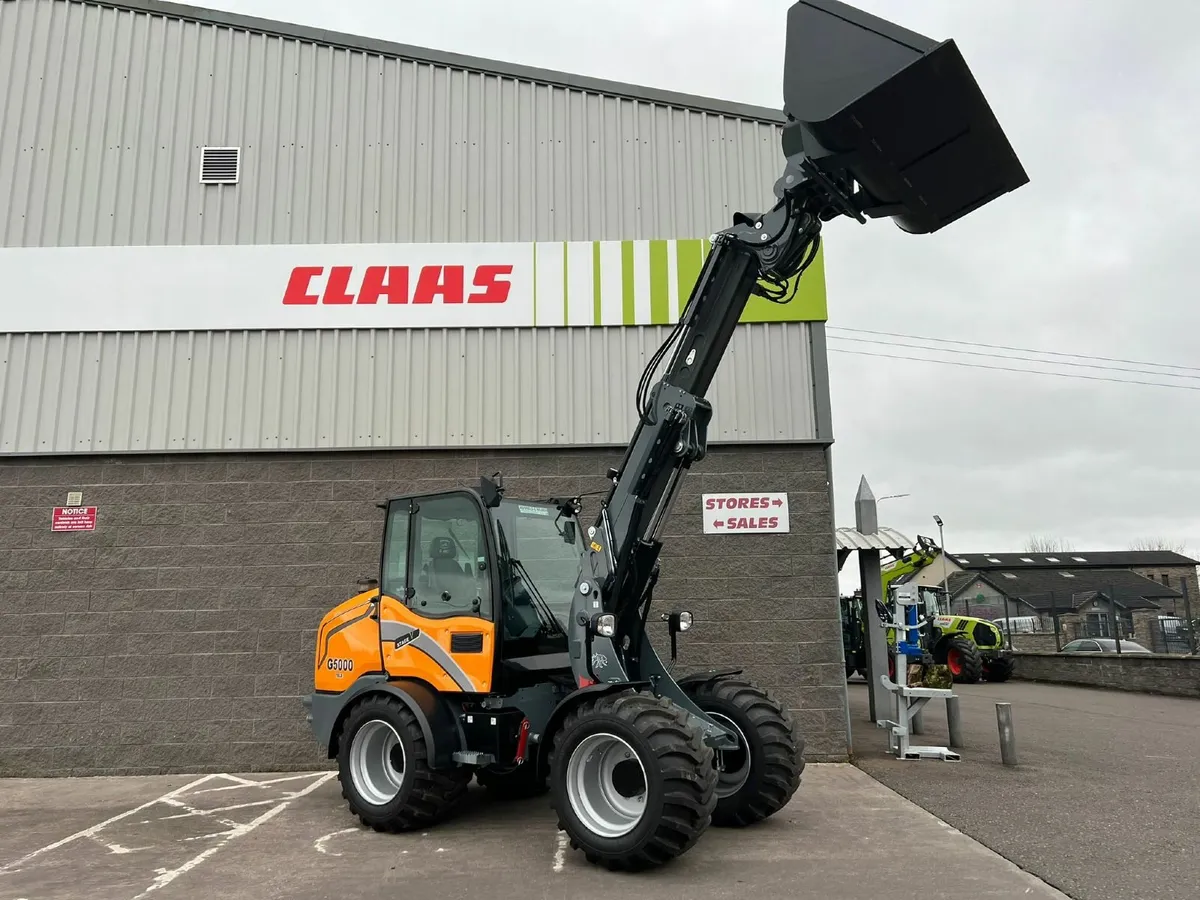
[52, 506, 97, 532]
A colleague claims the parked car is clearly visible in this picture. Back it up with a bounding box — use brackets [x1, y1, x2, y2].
[1060, 638, 1152, 654]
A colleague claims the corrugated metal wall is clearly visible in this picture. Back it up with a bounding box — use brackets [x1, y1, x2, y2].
[0, 0, 784, 248]
[0, 0, 829, 454]
[0, 323, 820, 453]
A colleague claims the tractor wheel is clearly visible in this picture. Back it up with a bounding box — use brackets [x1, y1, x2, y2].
[983, 656, 1015, 683]
[475, 760, 548, 799]
[335, 693, 472, 832]
[943, 636, 983, 684]
[548, 688, 717, 871]
[682, 677, 804, 827]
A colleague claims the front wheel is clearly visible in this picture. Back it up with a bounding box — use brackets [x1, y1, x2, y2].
[335, 694, 472, 832]
[548, 689, 717, 871]
[943, 636, 983, 684]
[683, 677, 804, 827]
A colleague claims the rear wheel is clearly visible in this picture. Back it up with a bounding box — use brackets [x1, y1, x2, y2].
[682, 677, 804, 827]
[335, 694, 472, 832]
[548, 689, 717, 871]
[942, 636, 983, 684]
[983, 656, 1015, 683]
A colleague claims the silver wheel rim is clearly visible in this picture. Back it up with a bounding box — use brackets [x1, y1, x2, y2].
[349, 719, 406, 806]
[565, 732, 647, 838]
[710, 713, 751, 798]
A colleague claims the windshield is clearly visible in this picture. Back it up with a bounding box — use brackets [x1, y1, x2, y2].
[494, 499, 584, 627]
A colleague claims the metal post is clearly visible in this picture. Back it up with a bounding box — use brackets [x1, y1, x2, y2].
[946, 695, 963, 748]
[1182, 579, 1196, 655]
[911, 707, 924, 734]
[855, 477, 889, 723]
[1002, 591, 1013, 650]
[935, 515, 949, 605]
[1110, 584, 1122, 653]
[996, 702, 1017, 765]
[1050, 590, 1061, 651]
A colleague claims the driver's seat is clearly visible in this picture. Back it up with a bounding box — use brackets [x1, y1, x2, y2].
[426, 536, 472, 603]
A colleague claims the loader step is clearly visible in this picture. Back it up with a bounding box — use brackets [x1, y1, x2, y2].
[452, 751, 497, 765]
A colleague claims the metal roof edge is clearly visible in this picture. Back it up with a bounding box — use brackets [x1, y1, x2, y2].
[55, 0, 788, 124]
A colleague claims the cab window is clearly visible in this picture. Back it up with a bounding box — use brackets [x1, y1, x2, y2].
[411, 493, 492, 619]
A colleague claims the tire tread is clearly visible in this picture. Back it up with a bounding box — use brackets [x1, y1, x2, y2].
[549, 688, 717, 871]
[336, 693, 471, 833]
[687, 677, 804, 827]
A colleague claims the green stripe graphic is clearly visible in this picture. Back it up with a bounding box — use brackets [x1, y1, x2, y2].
[526, 239, 825, 328]
[676, 239, 704, 316]
[649, 240, 669, 325]
[592, 241, 602, 326]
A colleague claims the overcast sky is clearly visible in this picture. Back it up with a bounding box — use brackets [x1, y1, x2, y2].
[203, 0, 1200, 579]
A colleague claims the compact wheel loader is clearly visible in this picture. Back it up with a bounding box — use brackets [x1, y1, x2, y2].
[302, 0, 1027, 871]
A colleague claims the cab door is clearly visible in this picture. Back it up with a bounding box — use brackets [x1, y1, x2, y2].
[377, 490, 497, 695]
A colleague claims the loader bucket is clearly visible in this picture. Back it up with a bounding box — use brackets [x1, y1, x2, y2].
[781, 0, 1028, 234]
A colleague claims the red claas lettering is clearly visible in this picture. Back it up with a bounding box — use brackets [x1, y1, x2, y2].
[280, 264, 514, 306]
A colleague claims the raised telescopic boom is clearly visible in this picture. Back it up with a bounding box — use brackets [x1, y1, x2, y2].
[565, 0, 1028, 743]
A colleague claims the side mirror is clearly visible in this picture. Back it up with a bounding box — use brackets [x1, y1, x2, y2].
[562, 520, 577, 545]
[662, 610, 694, 663]
[478, 476, 503, 509]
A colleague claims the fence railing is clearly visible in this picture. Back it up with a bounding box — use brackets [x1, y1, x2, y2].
[954, 582, 1198, 656]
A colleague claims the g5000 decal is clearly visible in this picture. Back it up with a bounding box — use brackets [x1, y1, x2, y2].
[326, 657, 354, 672]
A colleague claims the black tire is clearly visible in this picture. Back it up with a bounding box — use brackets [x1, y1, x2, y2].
[475, 760, 548, 799]
[335, 693, 472, 832]
[942, 636, 983, 684]
[682, 677, 804, 827]
[983, 655, 1015, 683]
[548, 688, 717, 871]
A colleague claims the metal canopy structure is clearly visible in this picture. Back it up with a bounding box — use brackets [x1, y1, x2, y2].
[835, 525, 912, 570]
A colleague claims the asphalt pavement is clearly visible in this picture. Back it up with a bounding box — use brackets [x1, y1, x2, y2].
[0, 763, 1067, 900]
[848, 678, 1200, 900]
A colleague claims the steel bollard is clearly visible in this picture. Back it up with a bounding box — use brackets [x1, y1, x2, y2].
[995, 701, 1017, 765]
[911, 707, 925, 734]
[946, 695, 963, 748]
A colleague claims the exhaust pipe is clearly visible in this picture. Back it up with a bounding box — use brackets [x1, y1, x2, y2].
[781, 0, 1028, 234]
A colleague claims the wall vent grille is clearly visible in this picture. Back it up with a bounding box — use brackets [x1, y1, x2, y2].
[200, 146, 240, 184]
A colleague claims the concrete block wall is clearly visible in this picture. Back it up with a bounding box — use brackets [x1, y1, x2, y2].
[0, 443, 847, 776]
[1010, 651, 1200, 698]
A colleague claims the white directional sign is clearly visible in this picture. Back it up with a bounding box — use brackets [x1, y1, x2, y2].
[701, 492, 790, 534]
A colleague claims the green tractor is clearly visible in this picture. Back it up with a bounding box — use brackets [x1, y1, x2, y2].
[909, 587, 1013, 684]
[841, 536, 1015, 685]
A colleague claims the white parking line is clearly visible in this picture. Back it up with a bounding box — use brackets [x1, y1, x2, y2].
[190, 773, 333, 795]
[128, 771, 336, 900]
[313, 827, 360, 857]
[0, 774, 221, 875]
[553, 831, 568, 872]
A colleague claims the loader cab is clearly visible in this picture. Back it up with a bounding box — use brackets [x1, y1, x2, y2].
[376, 479, 583, 694]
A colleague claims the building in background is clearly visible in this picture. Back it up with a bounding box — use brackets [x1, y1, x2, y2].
[0, 0, 847, 776]
[906, 549, 1199, 618]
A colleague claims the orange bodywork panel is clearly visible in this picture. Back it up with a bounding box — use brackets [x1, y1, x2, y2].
[313, 590, 495, 695]
[313, 589, 382, 693]
[378, 596, 495, 694]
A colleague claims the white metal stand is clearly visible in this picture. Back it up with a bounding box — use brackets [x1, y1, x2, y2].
[877, 586, 960, 761]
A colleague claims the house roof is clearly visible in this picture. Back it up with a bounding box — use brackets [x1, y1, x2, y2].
[67, 0, 787, 123]
[947, 550, 1199, 569]
[952, 567, 1179, 612]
